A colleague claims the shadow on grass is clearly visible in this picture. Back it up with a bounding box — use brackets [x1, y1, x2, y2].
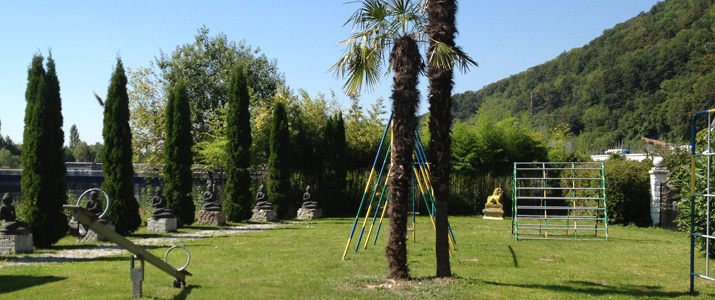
[4, 255, 129, 264]
[0, 275, 65, 293]
[507, 246, 518, 267]
[483, 279, 692, 298]
[174, 284, 200, 300]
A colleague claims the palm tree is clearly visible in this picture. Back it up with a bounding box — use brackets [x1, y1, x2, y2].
[332, 0, 475, 280]
[331, 0, 425, 281]
[426, 0, 476, 278]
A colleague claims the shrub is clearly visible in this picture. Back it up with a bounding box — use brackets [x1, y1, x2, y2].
[604, 159, 651, 227]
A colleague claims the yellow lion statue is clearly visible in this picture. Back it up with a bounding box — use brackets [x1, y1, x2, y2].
[486, 188, 503, 205]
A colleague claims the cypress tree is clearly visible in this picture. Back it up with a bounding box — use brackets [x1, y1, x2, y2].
[224, 65, 252, 221]
[268, 101, 291, 219]
[19, 54, 69, 248]
[102, 58, 141, 235]
[163, 80, 195, 226]
[320, 113, 347, 217]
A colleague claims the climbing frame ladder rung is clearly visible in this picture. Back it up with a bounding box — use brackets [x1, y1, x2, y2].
[512, 161, 608, 241]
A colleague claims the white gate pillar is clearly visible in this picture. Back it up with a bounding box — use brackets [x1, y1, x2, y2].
[649, 157, 668, 226]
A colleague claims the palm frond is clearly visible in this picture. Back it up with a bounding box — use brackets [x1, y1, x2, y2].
[94, 91, 105, 107]
[332, 0, 428, 96]
[428, 40, 478, 73]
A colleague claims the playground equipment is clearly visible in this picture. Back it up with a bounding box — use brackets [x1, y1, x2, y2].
[689, 108, 715, 294]
[64, 189, 191, 298]
[512, 162, 609, 241]
[342, 115, 456, 259]
[69, 188, 109, 237]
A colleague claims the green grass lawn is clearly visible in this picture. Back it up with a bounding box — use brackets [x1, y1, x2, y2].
[1, 216, 715, 299]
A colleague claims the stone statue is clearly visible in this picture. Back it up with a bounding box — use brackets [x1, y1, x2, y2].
[0, 193, 29, 234]
[486, 188, 503, 205]
[151, 187, 175, 219]
[254, 185, 273, 210]
[202, 184, 222, 211]
[301, 186, 319, 209]
[85, 190, 105, 219]
[483, 187, 504, 220]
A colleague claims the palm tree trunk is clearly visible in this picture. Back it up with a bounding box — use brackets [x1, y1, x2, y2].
[427, 0, 458, 278]
[386, 34, 423, 281]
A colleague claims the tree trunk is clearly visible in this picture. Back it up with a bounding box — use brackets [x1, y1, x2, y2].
[426, 0, 457, 278]
[386, 34, 423, 281]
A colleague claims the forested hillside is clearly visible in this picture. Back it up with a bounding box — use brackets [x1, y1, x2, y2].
[453, 0, 715, 152]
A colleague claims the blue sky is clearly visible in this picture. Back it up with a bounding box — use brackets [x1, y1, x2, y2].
[0, 0, 661, 145]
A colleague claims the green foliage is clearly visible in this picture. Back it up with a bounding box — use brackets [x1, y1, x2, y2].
[0, 122, 22, 168]
[69, 125, 79, 149]
[163, 80, 195, 226]
[320, 113, 347, 217]
[453, 0, 715, 150]
[268, 102, 291, 218]
[0, 148, 21, 168]
[19, 53, 69, 248]
[604, 160, 651, 226]
[129, 26, 283, 169]
[224, 65, 253, 221]
[101, 58, 141, 235]
[127, 64, 166, 172]
[451, 118, 548, 178]
[156, 26, 284, 141]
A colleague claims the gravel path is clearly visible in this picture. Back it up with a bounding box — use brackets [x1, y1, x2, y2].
[0, 223, 296, 268]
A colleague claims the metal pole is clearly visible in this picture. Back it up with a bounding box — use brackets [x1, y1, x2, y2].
[364, 170, 391, 249]
[372, 191, 390, 246]
[354, 144, 392, 253]
[342, 114, 392, 260]
[414, 135, 457, 248]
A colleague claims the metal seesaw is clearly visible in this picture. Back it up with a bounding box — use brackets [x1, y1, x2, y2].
[64, 190, 192, 298]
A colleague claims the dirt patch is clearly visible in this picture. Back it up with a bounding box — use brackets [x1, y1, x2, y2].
[356, 277, 458, 290]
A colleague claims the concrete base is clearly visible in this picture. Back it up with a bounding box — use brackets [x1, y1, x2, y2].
[482, 203, 504, 220]
[78, 223, 115, 243]
[251, 208, 277, 222]
[198, 210, 226, 226]
[0, 233, 33, 254]
[297, 208, 322, 220]
[147, 217, 177, 233]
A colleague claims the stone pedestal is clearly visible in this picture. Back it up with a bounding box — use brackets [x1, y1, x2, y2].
[198, 210, 226, 226]
[251, 208, 277, 222]
[482, 203, 504, 220]
[78, 223, 115, 243]
[147, 217, 177, 233]
[0, 233, 33, 254]
[650, 157, 668, 226]
[297, 208, 322, 220]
